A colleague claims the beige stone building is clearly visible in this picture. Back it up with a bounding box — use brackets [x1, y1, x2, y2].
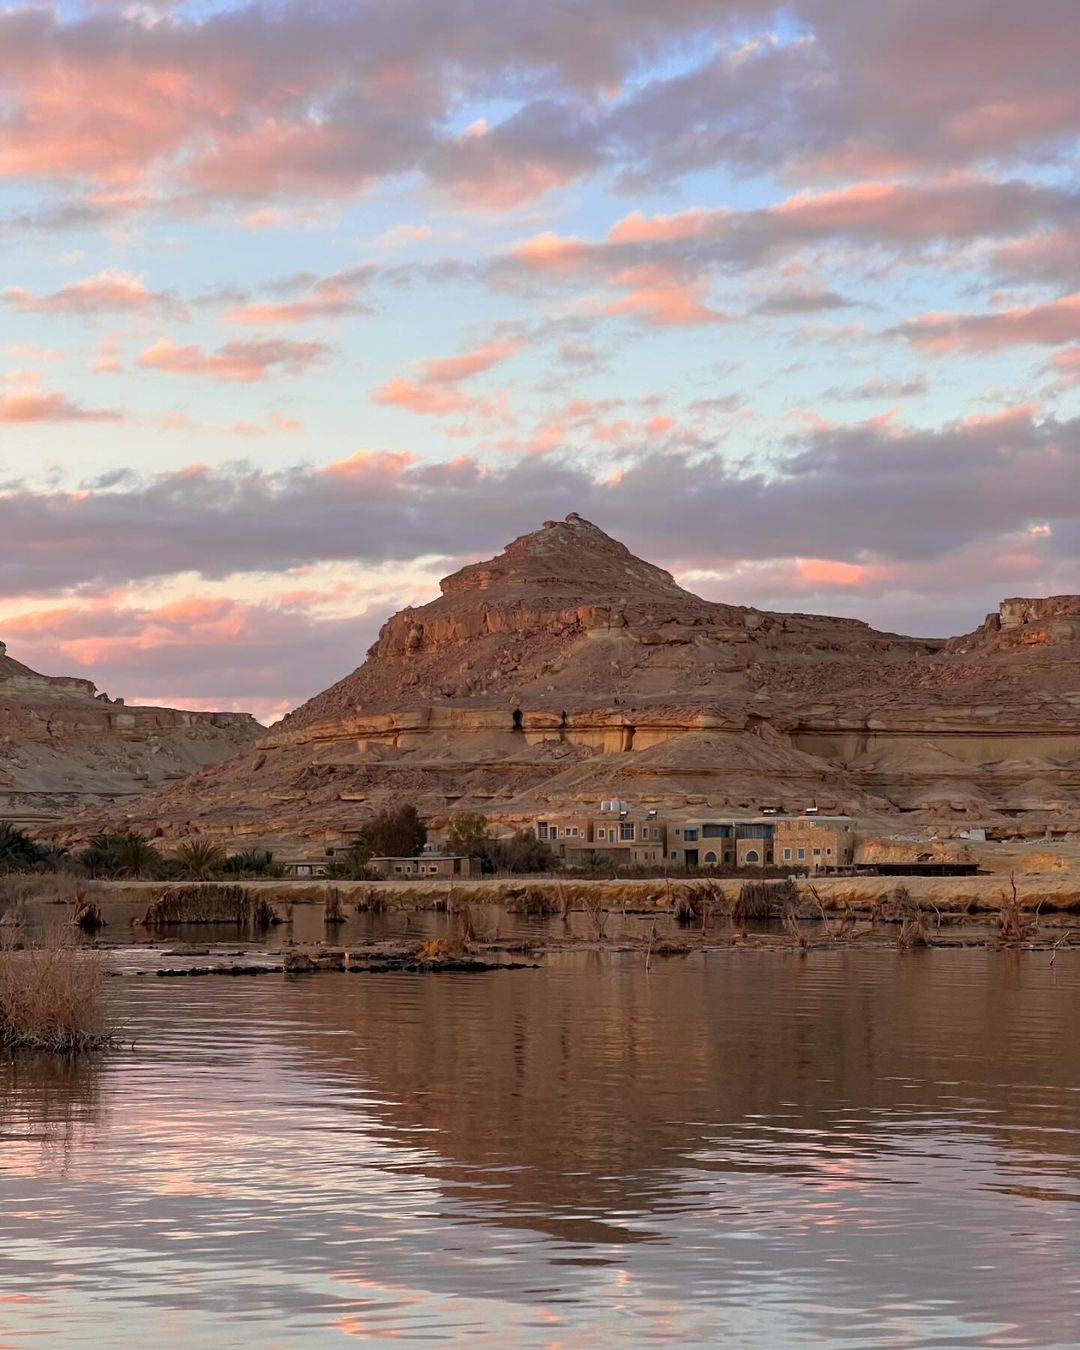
[667, 814, 854, 870]
[534, 804, 668, 866]
[370, 854, 480, 879]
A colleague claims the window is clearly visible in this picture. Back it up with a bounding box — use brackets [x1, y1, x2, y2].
[394, 864, 403, 874]
[826, 848, 832, 856]
[783, 848, 792, 861]
[797, 848, 805, 860]
[702, 824, 730, 838]
[745, 849, 759, 863]
[619, 822, 634, 841]
[813, 848, 821, 857]
[537, 822, 549, 839]
[671, 851, 678, 860]
[704, 851, 718, 864]
[683, 828, 699, 842]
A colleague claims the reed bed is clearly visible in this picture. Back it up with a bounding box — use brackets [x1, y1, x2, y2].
[140, 885, 281, 929]
[0, 930, 113, 1052]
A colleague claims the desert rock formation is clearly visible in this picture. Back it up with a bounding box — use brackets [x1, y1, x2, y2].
[0, 640, 260, 826]
[69, 515, 1080, 849]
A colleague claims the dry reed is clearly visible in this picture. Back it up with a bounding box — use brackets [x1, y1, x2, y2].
[0, 929, 113, 1051]
[140, 885, 281, 929]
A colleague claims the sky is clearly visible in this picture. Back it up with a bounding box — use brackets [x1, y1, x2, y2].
[1, 0, 1079, 722]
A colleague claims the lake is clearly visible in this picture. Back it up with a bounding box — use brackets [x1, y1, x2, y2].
[2, 949, 1079, 1346]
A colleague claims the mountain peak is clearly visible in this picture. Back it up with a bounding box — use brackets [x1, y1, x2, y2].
[440, 513, 693, 602]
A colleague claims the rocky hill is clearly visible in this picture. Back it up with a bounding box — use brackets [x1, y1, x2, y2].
[0, 640, 261, 826]
[67, 515, 1080, 849]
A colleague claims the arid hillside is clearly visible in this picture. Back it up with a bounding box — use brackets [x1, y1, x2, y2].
[67, 515, 1080, 850]
[0, 640, 261, 826]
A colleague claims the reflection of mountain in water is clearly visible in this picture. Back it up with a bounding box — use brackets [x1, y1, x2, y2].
[278, 952, 1080, 1243]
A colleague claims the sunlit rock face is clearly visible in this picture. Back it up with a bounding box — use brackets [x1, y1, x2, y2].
[68, 516, 1080, 849]
[0, 643, 260, 823]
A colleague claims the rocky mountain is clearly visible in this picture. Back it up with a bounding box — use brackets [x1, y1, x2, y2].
[0, 641, 261, 827]
[68, 515, 1080, 849]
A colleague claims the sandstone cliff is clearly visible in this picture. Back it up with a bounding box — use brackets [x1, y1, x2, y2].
[68, 516, 1080, 849]
[0, 640, 261, 825]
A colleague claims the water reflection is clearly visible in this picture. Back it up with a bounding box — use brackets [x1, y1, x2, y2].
[1, 951, 1079, 1345]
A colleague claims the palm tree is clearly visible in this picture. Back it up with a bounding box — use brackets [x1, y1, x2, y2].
[76, 834, 162, 880]
[173, 840, 227, 880]
[221, 849, 282, 877]
[0, 823, 44, 873]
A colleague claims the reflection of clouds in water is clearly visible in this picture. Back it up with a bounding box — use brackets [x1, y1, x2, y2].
[0, 1052, 105, 1178]
[0, 954, 1079, 1345]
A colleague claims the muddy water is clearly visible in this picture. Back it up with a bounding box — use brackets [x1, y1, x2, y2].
[2, 951, 1080, 1347]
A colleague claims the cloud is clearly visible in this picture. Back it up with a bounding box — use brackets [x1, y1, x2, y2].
[371, 335, 523, 415]
[416, 336, 523, 383]
[822, 375, 929, 401]
[889, 293, 1080, 352]
[3, 409, 1080, 609]
[136, 336, 330, 381]
[3, 269, 187, 318]
[224, 266, 376, 326]
[0, 388, 122, 423]
[2, 2, 1076, 219]
[370, 378, 475, 415]
[0, 591, 388, 722]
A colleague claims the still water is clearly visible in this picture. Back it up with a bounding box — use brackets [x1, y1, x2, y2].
[2, 950, 1079, 1347]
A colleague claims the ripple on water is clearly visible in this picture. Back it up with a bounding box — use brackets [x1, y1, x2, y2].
[1, 949, 1079, 1347]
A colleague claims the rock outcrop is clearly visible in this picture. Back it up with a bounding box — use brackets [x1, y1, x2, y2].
[0, 642, 261, 825]
[66, 515, 1080, 849]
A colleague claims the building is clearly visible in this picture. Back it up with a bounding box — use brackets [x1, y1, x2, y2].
[668, 814, 855, 871]
[534, 802, 668, 866]
[369, 854, 480, 879]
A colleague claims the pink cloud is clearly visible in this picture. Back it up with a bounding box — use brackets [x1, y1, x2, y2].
[370, 377, 476, 416]
[417, 337, 523, 383]
[136, 336, 330, 381]
[0, 389, 122, 423]
[4, 270, 186, 319]
[603, 265, 724, 327]
[892, 293, 1080, 352]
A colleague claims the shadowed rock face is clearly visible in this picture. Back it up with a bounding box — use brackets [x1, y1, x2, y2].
[0, 644, 261, 825]
[66, 516, 1080, 848]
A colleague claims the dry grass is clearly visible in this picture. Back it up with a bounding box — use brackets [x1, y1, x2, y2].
[0, 872, 84, 908]
[324, 887, 346, 924]
[140, 885, 281, 929]
[0, 929, 113, 1051]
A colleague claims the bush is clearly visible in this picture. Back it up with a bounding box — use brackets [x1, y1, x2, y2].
[0, 930, 112, 1051]
[75, 834, 163, 880]
[0, 824, 45, 874]
[172, 840, 228, 880]
[221, 849, 284, 878]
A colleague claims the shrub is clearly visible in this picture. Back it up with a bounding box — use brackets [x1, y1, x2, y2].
[0, 930, 112, 1051]
[222, 849, 284, 878]
[75, 834, 163, 880]
[0, 824, 45, 874]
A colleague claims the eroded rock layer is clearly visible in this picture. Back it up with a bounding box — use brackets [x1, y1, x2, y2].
[0, 641, 261, 824]
[69, 516, 1080, 848]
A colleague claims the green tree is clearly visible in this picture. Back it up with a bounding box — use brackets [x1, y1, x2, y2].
[361, 805, 427, 858]
[222, 850, 283, 878]
[173, 840, 227, 880]
[488, 829, 557, 875]
[0, 823, 44, 873]
[445, 811, 491, 861]
[76, 833, 162, 880]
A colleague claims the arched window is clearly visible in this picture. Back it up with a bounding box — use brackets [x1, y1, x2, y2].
[704, 851, 718, 865]
[745, 849, 760, 863]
